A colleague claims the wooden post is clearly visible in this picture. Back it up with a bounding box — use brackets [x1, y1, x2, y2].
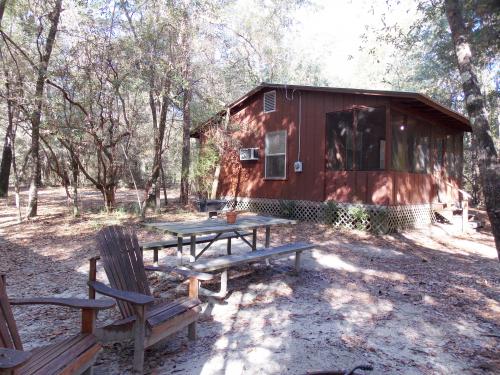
[227, 237, 232, 255]
[81, 309, 96, 334]
[132, 305, 146, 373]
[88, 258, 97, 299]
[177, 236, 183, 265]
[188, 277, 198, 341]
[190, 235, 196, 262]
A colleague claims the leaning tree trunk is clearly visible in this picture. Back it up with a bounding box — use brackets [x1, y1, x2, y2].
[26, 0, 62, 218]
[445, 0, 500, 258]
[180, 82, 192, 206]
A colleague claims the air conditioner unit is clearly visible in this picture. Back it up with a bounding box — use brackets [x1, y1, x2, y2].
[239, 148, 259, 161]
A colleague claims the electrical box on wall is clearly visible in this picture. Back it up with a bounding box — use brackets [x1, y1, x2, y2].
[294, 161, 303, 172]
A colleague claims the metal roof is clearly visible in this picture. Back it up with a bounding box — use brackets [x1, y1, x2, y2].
[192, 82, 471, 135]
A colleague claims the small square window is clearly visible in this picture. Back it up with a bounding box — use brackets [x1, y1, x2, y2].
[263, 91, 276, 113]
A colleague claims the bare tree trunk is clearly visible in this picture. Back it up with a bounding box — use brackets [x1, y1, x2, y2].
[161, 162, 168, 205]
[11, 123, 21, 223]
[70, 149, 79, 217]
[140, 92, 169, 217]
[180, 81, 192, 206]
[0, 86, 14, 197]
[445, 0, 500, 258]
[0, 0, 12, 198]
[26, 0, 62, 218]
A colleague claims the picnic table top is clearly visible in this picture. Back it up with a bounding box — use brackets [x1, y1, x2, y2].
[144, 215, 296, 237]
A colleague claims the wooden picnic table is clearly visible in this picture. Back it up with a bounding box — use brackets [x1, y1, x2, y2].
[144, 215, 296, 265]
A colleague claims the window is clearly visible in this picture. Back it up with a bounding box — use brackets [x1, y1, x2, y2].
[263, 91, 276, 113]
[265, 130, 286, 179]
[326, 107, 386, 171]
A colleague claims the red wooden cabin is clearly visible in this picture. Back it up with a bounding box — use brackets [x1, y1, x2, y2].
[193, 83, 471, 227]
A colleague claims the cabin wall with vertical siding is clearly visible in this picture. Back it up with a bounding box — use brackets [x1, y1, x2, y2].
[215, 89, 463, 205]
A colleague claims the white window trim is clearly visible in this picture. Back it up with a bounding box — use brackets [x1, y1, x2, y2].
[263, 90, 277, 113]
[264, 130, 287, 180]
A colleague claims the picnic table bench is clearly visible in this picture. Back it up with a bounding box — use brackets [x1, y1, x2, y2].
[183, 241, 315, 298]
[140, 231, 253, 265]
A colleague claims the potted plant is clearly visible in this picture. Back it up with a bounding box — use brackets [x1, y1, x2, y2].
[226, 209, 238, 224]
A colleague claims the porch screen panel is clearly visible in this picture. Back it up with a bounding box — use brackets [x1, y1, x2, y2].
[446, 134, 456, 177]
[413, 120, 431, 173]
[434, 137, 445, 172]
[455, 133, 463, 179]
[356, 107, 386, 170]
[391, 111, 409, 171]
[326, 111, 353, 170]
[265, 130, 287, 179]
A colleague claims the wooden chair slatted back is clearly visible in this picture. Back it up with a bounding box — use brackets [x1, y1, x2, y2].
[0, 275, 23, 350]
[96, 226, 151, 318]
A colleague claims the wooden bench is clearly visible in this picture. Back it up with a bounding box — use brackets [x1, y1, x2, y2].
[182, 241, 314, 298]
[140, 231, 253, 265]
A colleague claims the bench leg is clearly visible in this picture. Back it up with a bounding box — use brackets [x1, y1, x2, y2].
[252, 229, 257, 251]
[188, 322, 197, 341]
[295, 251, 302, 274]
[190, 235, 196, 263]
[227, 237, 232, 255]
[220, 268, 228, 296]
[199, 269, 228, 298]
[153, 249, 159, 267]
[265, 226, 271, 266]
[177, 237, 183, 265]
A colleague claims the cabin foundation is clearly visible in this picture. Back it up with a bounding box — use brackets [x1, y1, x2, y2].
[222, 196, 435, 233]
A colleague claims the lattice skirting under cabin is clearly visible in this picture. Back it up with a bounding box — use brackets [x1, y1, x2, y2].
[221, 196, 436, 233]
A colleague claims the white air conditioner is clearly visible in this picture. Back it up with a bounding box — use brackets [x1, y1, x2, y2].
[239, 148, 259, 161]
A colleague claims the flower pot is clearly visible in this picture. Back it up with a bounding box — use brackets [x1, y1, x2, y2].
[226, 211, 237, 224]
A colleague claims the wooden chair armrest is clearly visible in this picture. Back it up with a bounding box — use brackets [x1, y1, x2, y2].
[0, 347, 31, 370]
[144, 265, 214, 281]
[9, 297, 115, 310]
[88, 281, 154, 306]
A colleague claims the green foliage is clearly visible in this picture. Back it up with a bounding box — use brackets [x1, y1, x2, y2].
[324, 200, 339, 225]
[279, 200, 296, 219]
[348, 205, 369, 230]
[192, 140, 220, 198]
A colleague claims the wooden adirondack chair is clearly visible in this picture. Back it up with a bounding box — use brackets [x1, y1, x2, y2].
[0, 274, 115, 374]
[88, 225, 213, 373]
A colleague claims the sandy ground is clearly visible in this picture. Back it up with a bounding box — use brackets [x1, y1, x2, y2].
[0, 187, 499, 374]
